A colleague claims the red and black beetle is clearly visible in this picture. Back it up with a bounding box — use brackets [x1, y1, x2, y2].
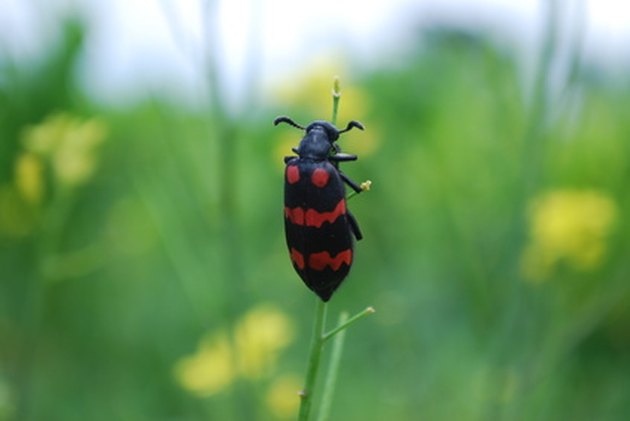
[274, 116, 365, 301]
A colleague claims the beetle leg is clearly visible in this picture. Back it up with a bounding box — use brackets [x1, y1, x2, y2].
[340, 172, 362, 193]
[346, 211, 363, 241]
[330, 153, 358, 162]
[284, 156, 297, 164]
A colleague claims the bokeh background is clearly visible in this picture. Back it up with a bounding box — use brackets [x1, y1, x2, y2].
[2, 0, 630, 420]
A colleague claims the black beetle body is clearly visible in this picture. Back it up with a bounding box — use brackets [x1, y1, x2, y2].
[274, 116, 364, 301]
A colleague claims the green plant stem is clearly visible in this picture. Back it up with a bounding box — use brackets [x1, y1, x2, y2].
[332, 76, 341, 125]
[298, 76, 338, 421]
[298, 303, 375, 420]
[322, 306, 375, 342]
[298, 298, 328, 421]
[317, 312, 349, 421]
[298, 76, 375, 421]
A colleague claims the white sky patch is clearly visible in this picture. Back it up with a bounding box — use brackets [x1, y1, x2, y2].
[1, 0, 629, 108]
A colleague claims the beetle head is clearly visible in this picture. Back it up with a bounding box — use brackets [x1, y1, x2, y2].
[274, 116, 364, 160]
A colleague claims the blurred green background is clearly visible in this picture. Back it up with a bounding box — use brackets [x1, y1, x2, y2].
[2, 2, 630, 420]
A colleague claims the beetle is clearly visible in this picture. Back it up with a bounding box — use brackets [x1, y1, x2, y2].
[274, 115, 365, 301]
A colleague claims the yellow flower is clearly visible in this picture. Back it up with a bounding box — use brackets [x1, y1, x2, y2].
[521, 189, 617, 282]
[22, 113, 107, 188]
[360, 180, 372, 192]
[173, 304, 294, 397]
[15, 152, 44, 205]
[265, 374, 301, 419]
[173, 332, 235, 397]
[234, 304, 294, 379]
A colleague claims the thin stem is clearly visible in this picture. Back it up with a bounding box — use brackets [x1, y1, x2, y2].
[332, 75, 341, 125]
[317, 312, 349, 421]
[298, 298, 327, 421]
[322, 306, 375, 342]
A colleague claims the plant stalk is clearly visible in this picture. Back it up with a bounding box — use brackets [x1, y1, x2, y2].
[322, 306, 375, 342]
[332, 76, 341, 125]
[298, 298, 327, 421]
[317, 312, 349, 421]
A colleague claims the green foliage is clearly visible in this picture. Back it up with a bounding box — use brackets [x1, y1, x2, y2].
[2, 19, 630, 421]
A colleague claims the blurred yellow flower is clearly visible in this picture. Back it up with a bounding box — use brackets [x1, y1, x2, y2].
[174, 332, 235, 397]
[15, 152, 44, 205]
[22, 113, 107, 188]
[265, 374, 301, 419]
[521, 189, 617, 282]
[173, 304, 294, 397]
[234, 304, 294, 379]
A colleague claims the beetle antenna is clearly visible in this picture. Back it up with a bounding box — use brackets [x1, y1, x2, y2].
[338, 120, 365, 134]
[274, 116, 305, 130]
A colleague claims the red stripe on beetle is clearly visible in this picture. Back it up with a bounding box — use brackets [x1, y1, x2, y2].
[308, 249, 352, 271]
[286, 165, 300, 184]
[311, 168, 330, 188]
[284, 206, 305, 225]
[290, 248, 305, 269]
[284, 199, 346, 228]
[305, 200, 345, 227]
